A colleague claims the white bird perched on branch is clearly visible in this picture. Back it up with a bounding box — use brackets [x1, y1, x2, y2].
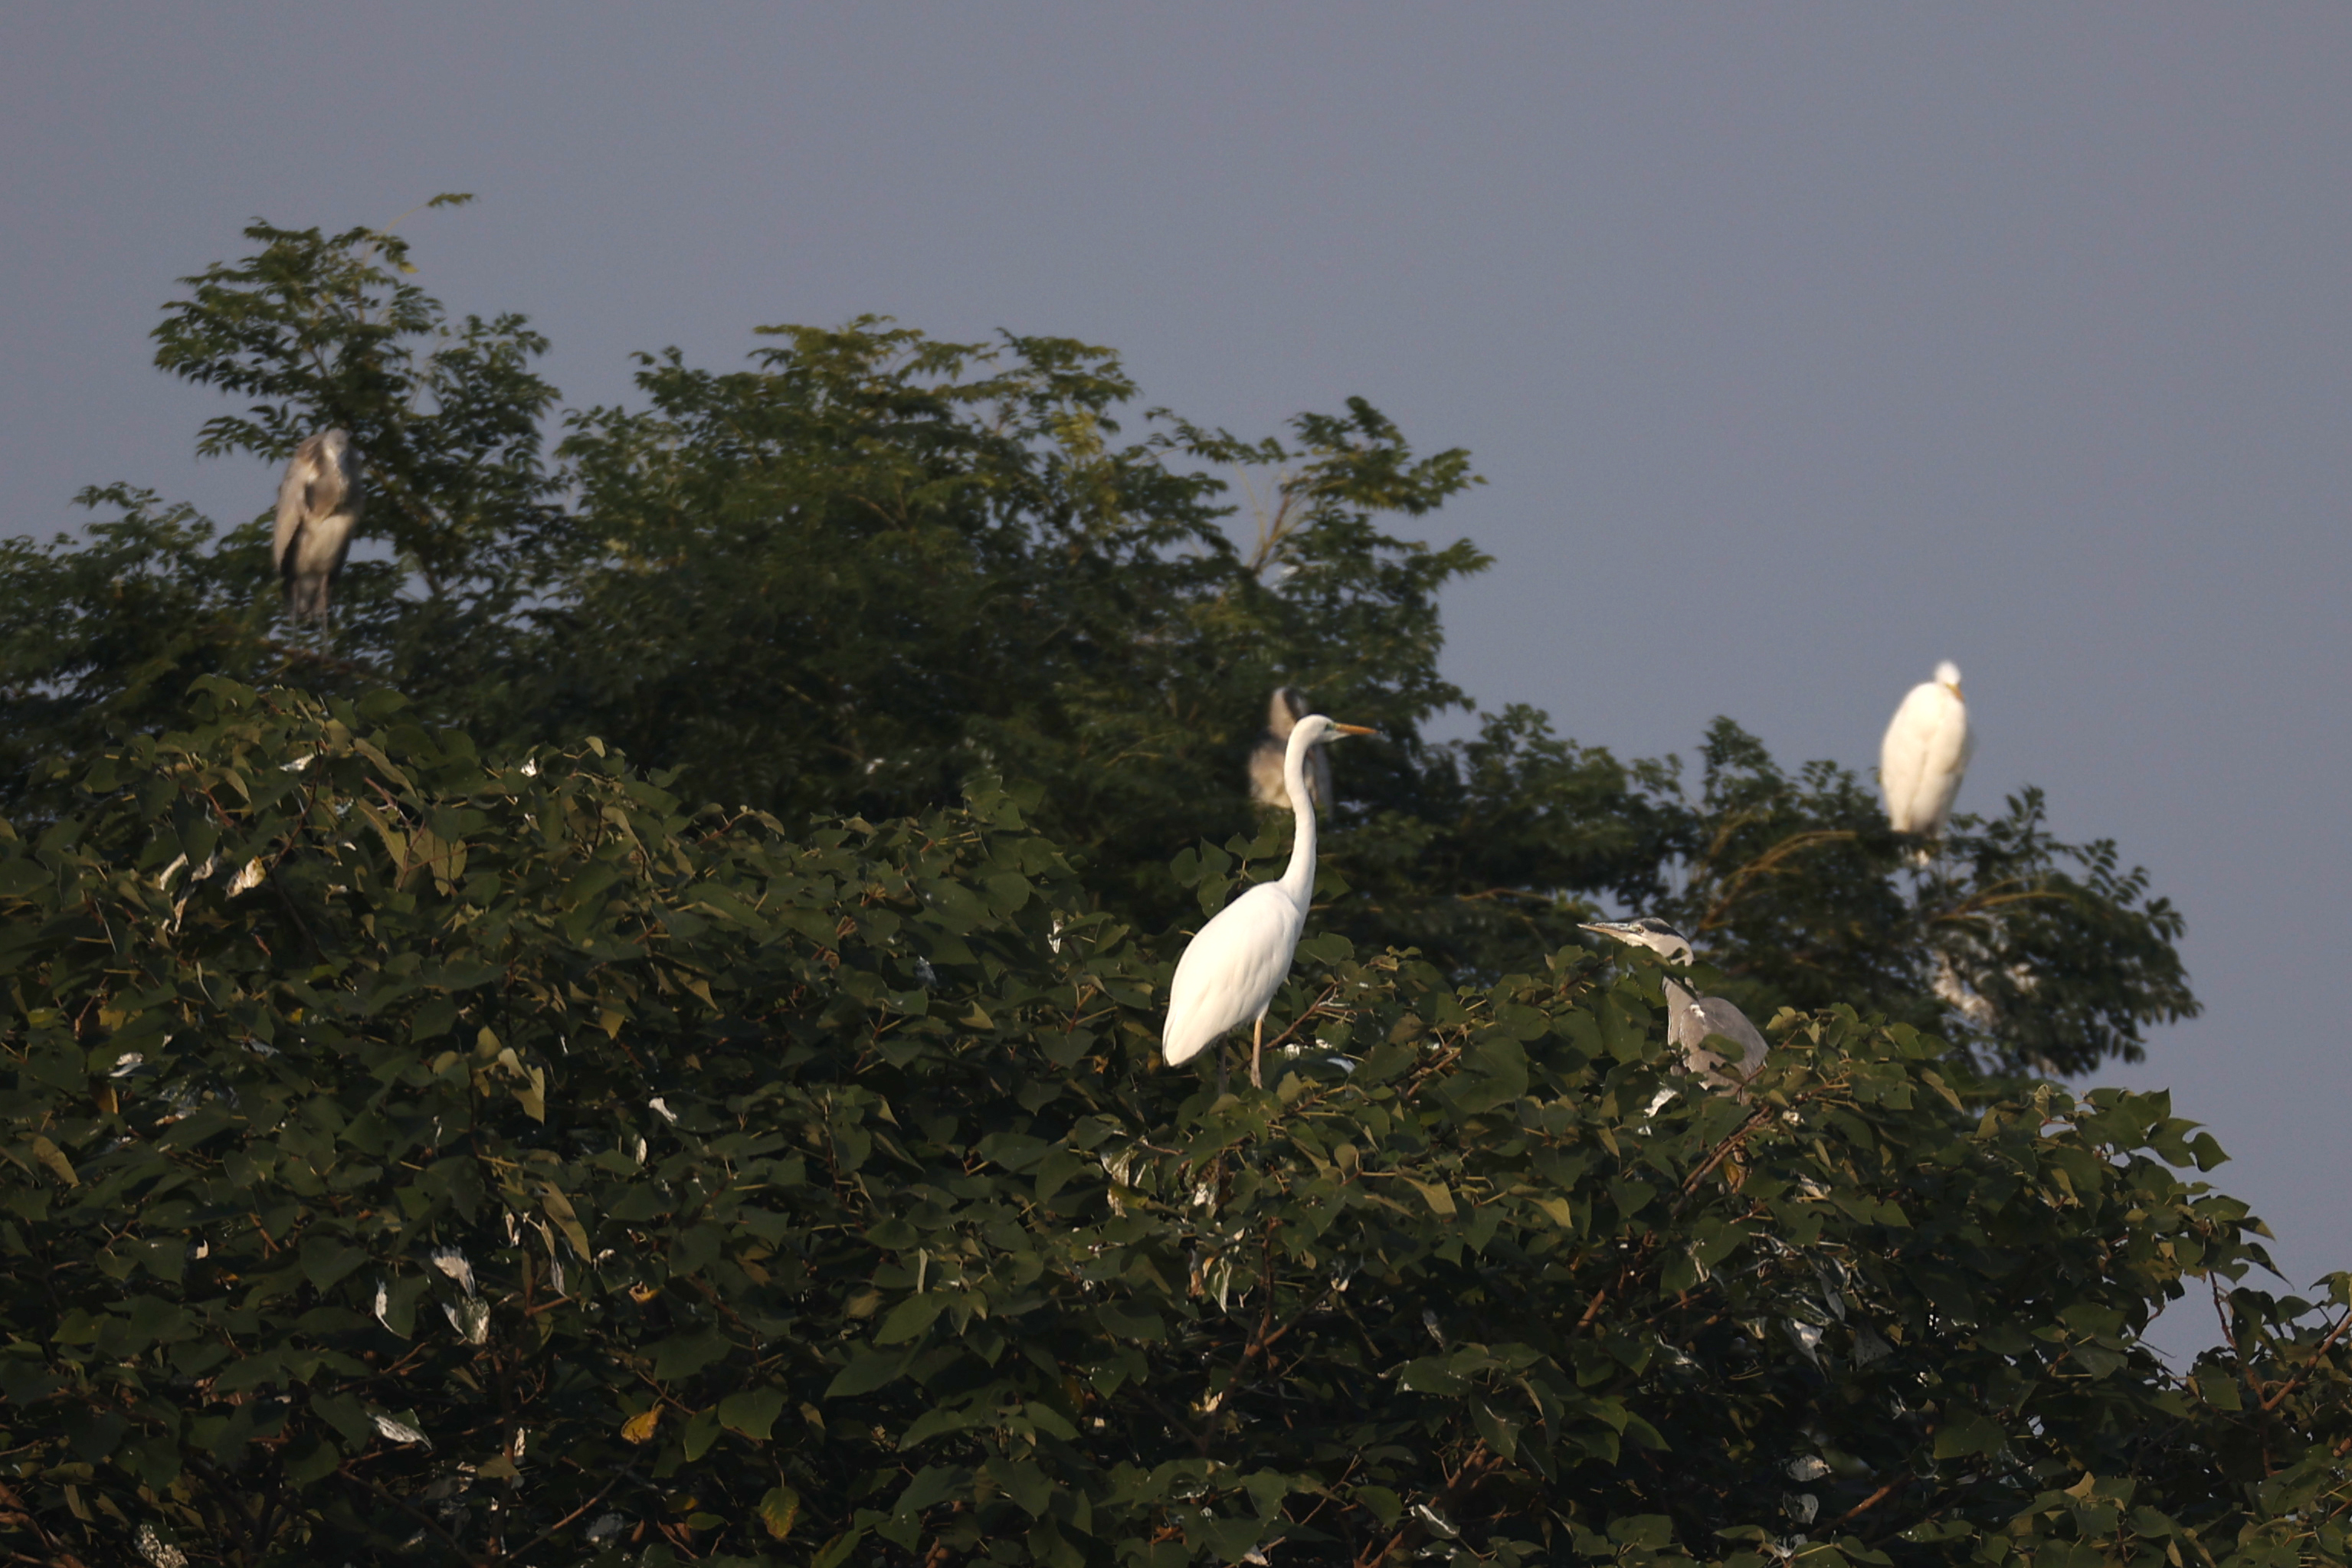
[1166, 712, 1375, 1088]
[273, 429, 363, 627]
[1577, 918, 1769, 1089]
[1248, 687, 1332, 816]
[1879, 660, 1975, 856]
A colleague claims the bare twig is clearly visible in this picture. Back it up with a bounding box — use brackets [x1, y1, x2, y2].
[1832, 1471, 1912, 1524]
[506, 1465, 640, 1564]
[1699, 830, 1855, 932]
[2258, 1309, 2352, 1413]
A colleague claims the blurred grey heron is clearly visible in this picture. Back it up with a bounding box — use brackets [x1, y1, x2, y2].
[274, 429, 363, 627]
[1249, 687, 1332, 815]
[1879, 660, 1974, 856]
[1578, 918, 1769, 1088]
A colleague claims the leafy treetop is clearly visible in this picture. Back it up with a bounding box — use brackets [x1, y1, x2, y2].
[0, 215, 2193, 1079]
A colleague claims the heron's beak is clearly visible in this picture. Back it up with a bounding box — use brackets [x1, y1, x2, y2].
[1329, 723, 1377, 738]
[1577, 921, 1632, 938]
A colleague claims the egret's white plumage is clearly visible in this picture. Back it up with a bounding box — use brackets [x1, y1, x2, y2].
[1248, 688, 1332, 815]
[1165, 712, 1374, 1086]
[1577, 918, 1769, 1088]
[1879, 660, 1974, 845]
[273, 429, 363, 627]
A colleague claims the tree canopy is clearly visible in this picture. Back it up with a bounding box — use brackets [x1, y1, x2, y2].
[0, 214, 2195, 1081]
[0, 214, 2339, 1567]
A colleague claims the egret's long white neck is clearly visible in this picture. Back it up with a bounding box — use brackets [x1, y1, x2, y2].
[1277, 720, 1319, 906]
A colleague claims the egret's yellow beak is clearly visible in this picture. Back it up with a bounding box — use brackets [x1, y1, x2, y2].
[1329, 722, 1377, 738]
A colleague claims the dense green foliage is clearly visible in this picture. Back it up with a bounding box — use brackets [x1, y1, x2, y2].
[0, 686, 2344, 1567]
[0, 214, 2193, 1079]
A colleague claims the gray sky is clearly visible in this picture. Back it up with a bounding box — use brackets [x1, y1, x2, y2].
[7, 5, 2347, 1358]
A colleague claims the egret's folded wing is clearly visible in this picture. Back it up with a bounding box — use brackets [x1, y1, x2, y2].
[1162, 884, 1301, 1064]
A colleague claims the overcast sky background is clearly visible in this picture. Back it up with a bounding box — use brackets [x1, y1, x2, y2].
[6, 6, 2347, 1360]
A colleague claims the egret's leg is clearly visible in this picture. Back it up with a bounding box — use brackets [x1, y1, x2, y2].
[1217, 1046, 1228, 1097]
[1250, 1016, 1264, 1089]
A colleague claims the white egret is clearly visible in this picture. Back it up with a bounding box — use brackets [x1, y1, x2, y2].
[1247, 687, 1332, 815]
[1878, 660, 1974, 854]
[273, 429, 363, 627]
[1165, 712, 1375, 1088]
[1577, 918, 1769, 1088]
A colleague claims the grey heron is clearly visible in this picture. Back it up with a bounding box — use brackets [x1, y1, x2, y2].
[1249, 687, 1332, 816]
[1879, 660, 1974, 855]
[1578, 917, 1770, 1088]
[273, 429, 363, 627]
[1167, 712, 1376, 1088]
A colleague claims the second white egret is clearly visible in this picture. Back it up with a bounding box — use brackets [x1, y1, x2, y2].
[1879, 660, 1974, 853]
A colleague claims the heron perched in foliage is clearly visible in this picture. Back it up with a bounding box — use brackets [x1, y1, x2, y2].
[1248, 687, 1332, 816]
[273, 429, 363, 627]
[1879, 660, 1974, 852]
[1167, 712, 1374, 1088]
[1578, 918, 1769, 1088]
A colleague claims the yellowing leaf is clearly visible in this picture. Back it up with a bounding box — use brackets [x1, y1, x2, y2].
[514, 1064, 546, 1121]
[353, 799, 408, 865]
[621, 1407, 660, 1444]
[758, 1484, 801, 1540]
[30, 1136, 77, 1187]
[539, 1182, 591, 1261]
[1405, 1178, 1456, 1217]
[349, 738, 412, 790]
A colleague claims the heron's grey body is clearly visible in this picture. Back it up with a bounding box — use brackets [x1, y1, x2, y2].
[1580, 918, 1769, 1088]
[273, 430, 362, 626]
[1659, 978, 1770, 1086]
[1249, 688, 1332, 815]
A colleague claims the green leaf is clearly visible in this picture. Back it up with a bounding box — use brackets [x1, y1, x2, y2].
[681, 1405, 722, 1461]
[1932, 1409, 2007, 1458]
[650, 1327, 731, 1380]
[896, 1465, 964, 1515]
[982, 1456, 1051, 1517]
[873, 1292, 948, 1345]
[824, 1348, 911, 1398]
[717, 1386, 784, 1440]
[299, 1238, 368, 1292]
